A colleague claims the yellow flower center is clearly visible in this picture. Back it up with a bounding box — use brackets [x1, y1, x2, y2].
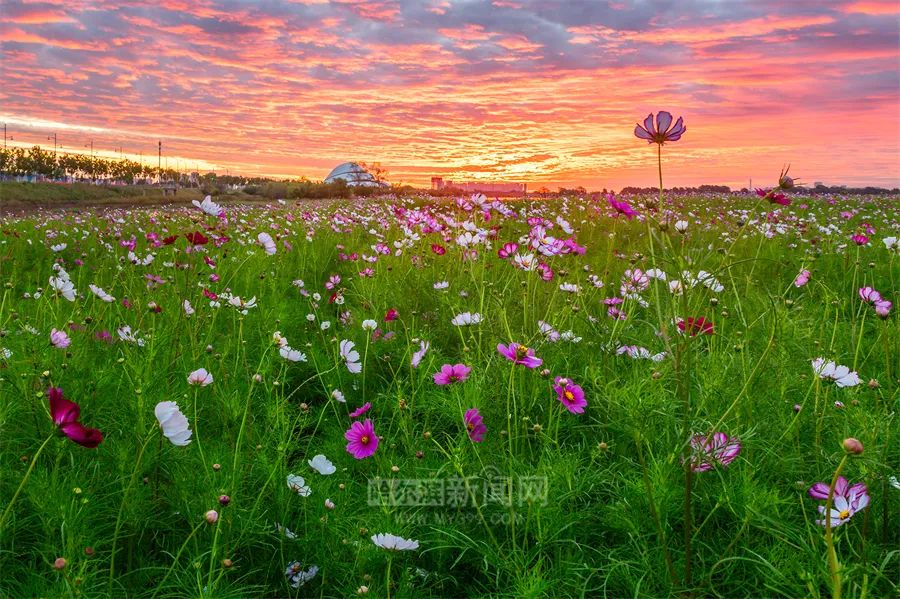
[564, 390, 575, 402]
[360, 435, 369, 444]
[839, 509, 850, 520]
[516, 345, 530, 358]
[467, 422, 474, 431]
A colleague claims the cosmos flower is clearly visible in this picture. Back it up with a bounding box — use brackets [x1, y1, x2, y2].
[89, 284, 115, 302]
[192, 195, 224, 217]
[553, 377, 587, 414]
[371, 533, 419, 551]
[451, 312, 482, 326]
[808, 477, 870, 527]
[811, 358, 860, 387]
[794, 270, 811, 287]
[308, 454, 336, 475]
[498, 242, 518, 258]
[340, 339, 362, 373]
[677, 317, 714, 336]
[411, 340, 429, 368]
[154, 401, 192, 446]
[331, 389, 345, 403]
[284, 562, 319, 588]
[349, 402, 372, 418]
[187, 368, 213, 386]
[433, 363, 472, 385]
[280, 346, 307, 362]
[687, 432, 741, 472]
[48, 387, 103, 448]
[674, 220, 689, 233]
[633, 111, 686, 145]
[183, 300, 195, 316]
[50, 328, 71, 349]
[361, 319, 378, 331]
[384, 308, 398, 321]
[874, 300, 892, 318]
[463, 408, 486, 442]
[286, 474, 312, 496]
[850, 234, 869, 246]
[257, 232, 277, 255]
[345, 419, 379, 459]
[497, 342, 543, 368]
[608, 198, 638, 220]
[858, 286, 882, 303]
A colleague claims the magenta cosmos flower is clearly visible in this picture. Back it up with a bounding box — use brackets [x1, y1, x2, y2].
[678, 317, 714, 336]
[497, 343, 543, 368]
[634, 111, 686, 145]
[345, 419, 379, 459]
[433, 363, 472, 385]
[608, 197, 638, 220]
[349, 402, 371, 418]
[48, 387, 103, 448]
[553, 377, 587, 414]
[808, 476, 869, 527]
[464, 408, 486, 442]
[687, 432, 740, 472]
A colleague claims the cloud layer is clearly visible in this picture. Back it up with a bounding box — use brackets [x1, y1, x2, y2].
[2, 0, 898, 189]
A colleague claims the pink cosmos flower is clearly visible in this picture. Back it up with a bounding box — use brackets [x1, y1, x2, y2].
[851, 234, 869, 246]
[431, 244, 446, 255]
[433, 363, 472, 385]
[553, 377, 587, 414]
[687, 432, 740, 472]
[608, 197, 638, 220]
[349, 402, 372, 418]
[384, 308, 398, 322]
[874, 300, 892, 318]
[794, 270, 811, 287]
[345, 419, 379, 459]
[497, 343, 543, 368]
[48, 387, 103, 448]
[187, 368, 213, 386]
[498, 242, 518, 259]
[677, 317, 714, 336]
[536, 262, 554, 281]
[50, 328, 71, 349]
[464, 408, 486, 442]
[859, 286, 882, 303]
[633, 111, 686, 145]
[808, 476, 870, 527]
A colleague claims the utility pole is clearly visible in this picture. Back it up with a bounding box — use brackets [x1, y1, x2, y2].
[158, 140, 162, 184]
[85, 139, 94, 182]
[3, 123, 7, 149]
[48, 133, 57, 156]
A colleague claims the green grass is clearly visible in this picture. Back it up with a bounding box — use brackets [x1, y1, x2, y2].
[0, 193, 896, 598]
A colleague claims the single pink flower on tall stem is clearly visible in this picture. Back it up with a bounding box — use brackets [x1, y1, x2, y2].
[553, 377, 587, 414]
[433, 364, 471, 385]
[464, 408, 486, 442]
[48, 387, 103, 448]
[497, 343, 542, 368]
[345, 419, 379, 459]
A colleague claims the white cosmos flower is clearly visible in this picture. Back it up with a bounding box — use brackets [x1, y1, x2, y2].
[89, 284, 115, 302]
[192, 195, 223, 217]
[811, 358, 860, 388]
[187, 368, 213, 386]
[371, 533, 419, 551]
[257, 232, 277, 255]
[674, 220, 689, 233]
[286, 474, 311, 496]
[513, 252, 537, 271]
[434, 281, 449, 290]
[49, 271, 76, 301]
[51, 243, 67, 252]
[331, 389, 346, 403]
[411, 340, 429, 368]
[361, 319, 377, 331]
[340, 340, 362, 373]
[154, 401, 193, 446]
[183, 299, 195, 316]
[451, 312, 482, 326]
[308, 454, 336, 475]
[882, 236, 898, 251]
[320, 321, 331, 330]
[559, 283, 580, 293]
[280, 346, 307, 362]
[275, 522, 297, 539]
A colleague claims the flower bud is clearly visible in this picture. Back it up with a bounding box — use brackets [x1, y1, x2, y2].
[212, 463, 221, 471]
[218, 495, 230, 506]
[53, 557, 67, 570]
[205, 510, 219, 524]
[222, 558, 233, 568]
[842, 438, 864, 455]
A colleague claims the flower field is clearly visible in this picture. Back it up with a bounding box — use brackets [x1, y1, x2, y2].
[0, 188, 897, 597]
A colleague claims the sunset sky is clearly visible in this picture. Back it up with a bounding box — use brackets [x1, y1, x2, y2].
[2, 0, 898, 190]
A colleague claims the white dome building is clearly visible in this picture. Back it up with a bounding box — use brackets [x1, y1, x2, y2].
[324, 162, 386, 187]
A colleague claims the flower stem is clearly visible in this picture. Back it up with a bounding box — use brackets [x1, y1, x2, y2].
[824, 455, 849, 599]
[0, 434, 54, 532]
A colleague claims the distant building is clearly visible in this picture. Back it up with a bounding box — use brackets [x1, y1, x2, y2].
[325, 162, 386, 187]
[431, 176, 525, 195]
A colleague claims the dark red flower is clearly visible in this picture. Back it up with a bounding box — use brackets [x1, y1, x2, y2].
[186, 231, 209, 245]
[678, 317, 714, 336]
[431, 244, 446, 255]
[162, 235, 178, 245]
[384, 308, 398, 322]
[48, 387, 103, 448]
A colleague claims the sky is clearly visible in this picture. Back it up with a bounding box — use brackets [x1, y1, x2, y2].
[1, 0, 899, 190]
